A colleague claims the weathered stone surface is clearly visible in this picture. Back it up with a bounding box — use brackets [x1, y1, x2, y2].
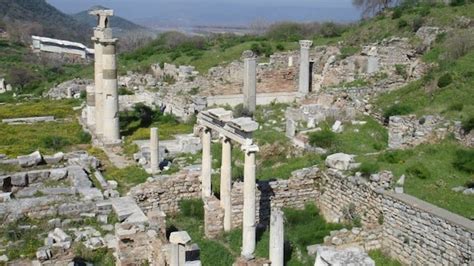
[325, 153, 356, 171]
[49, 168, 68, 181]
[17, 151, 43, 168]
[314, 246, 375, 266]
[43, 152, 64, 164]
[11, 172, 28, 187]
[68, 166, 92, 188]
[170, 231, 192, 245]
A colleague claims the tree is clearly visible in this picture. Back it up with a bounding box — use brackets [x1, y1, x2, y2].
[352, 0, 399, 17]
[8, 67, 37, 91]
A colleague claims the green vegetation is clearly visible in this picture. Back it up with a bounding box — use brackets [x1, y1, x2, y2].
[1, 217, 44, 260]
[358, 139, 474, 218]
[0, 100, 90, 156]
[73, 244, 116, 266]
[369, 250, 402, 266]
[170, 201, 343, 266]
[103, 166, 149, 194]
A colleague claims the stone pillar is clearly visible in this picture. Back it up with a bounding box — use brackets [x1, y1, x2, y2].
[101, 39, 120, 143]
[298, 40, 313, 96]
[150, 127, 159, 174]
[242, 50, 257, 115]
[201, 128, 212, 198]
[92, 36, 104, 136]
[241, 144, 259, 260]
[269, 208, 284, 266]
[288, 56, 294, 67]
[367, 46, 379, 74]
[66, 87, 72, 99]
[169, 244, 181, 266]
[86, 85, 96, 126]
[220, 137, 232, 232]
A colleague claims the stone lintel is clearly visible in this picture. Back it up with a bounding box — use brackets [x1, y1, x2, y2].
[206, 108, 234, 122]
[226, 117, 259, 133]
[89, 9, 114, 17]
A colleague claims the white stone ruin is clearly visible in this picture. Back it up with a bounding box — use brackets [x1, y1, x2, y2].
[87, 9, 121, 145]
[197, 108, 260, 260]
[298, 40, 313, 96]
[242, 50, 257, 115]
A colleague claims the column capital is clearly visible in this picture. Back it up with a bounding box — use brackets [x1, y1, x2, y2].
[219, 134, 232, 143]
[242, 144, 259, 154]
[299, 40, 313, 49]
[241, 50, 256, 60]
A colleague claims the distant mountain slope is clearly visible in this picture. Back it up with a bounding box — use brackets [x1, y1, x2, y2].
[72, 5, 148, 36]
[0, 0, 90, 43]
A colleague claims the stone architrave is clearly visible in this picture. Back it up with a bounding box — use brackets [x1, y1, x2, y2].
[241, 144, 259, 260]
[150, 127, 159, 174]
[201, 128, 212, 198]
[298, 40, 313, 96]
[220, 137, 232, 232]
[269, 208, 284, 266]
[242, 50, 257, 115]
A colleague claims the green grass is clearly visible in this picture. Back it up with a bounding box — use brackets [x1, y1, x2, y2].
[369, 250, 402, 266]
[0, 99, 79, 119]
[103, 166, 149, 194]
[358, 139, 474, 218]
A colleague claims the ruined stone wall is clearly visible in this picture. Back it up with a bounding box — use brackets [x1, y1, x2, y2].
[388, 115, 450, 149]
[317, 169, 473, 265]
[230, 167, 321, 228]
[129, 168, 201, 214]
[382, 192, 473, 265]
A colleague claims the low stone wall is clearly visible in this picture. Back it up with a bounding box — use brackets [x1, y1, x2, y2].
[382, 192, 473, 265]
[129, 168, 201, 214]
[388, 115, 450, 149]
[318, 169, 474, 265]
[323, 227, 383, 251]
[230, 167, 321, 228]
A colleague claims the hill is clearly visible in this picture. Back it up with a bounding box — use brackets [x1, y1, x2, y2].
[0, 0, 90, 43]
[72, 5, 148, 37]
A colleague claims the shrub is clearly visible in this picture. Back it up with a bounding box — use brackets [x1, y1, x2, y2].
[461, 116, 474, 132]
[412, 16, 424, 32]
[179, 199, 204, 220]
[118, 87, 134, 95]
[162, 74, 176, 84]
[392, 9, 402, 19]
[378, 150, 412, 164]
[437, 73, 453, 88]
[251, 42, 274, 57]
[308, 129, 336, 149]
[447, 103, 464, 112]
[78, 131, 92, 143]
[265, 22, 305, 41]
[398, 19, 408, 29]
[357, 162, 379, 177]
[453, 149, 474, 173]
[406, 164, 431, 179]
[275, 43, 285, 51]
[395, 64, 408, 79]
[41, 136, 70, 150]
[443, 31, 474, 61]
[320, 22, 345, 38]
[383, 104, 413, 121]
[342, 203, 361, 227]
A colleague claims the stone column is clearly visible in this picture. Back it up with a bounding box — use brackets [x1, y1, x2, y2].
[269, 208, 284, 266]
[201, 128, 212, 198]
[298, 40, 313, 96]
[101, 39, 120, 143]
[242, 50, 257, 115]
[86, 85, 96, 127]
[288, 56, 294, 67]
[220, 137, 232, 232]
[241, 144, 259, 260]
[92, 35, 104, 137]
[150, 127, 159, 174]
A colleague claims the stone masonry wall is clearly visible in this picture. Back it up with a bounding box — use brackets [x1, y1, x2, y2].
[129, 168, 201, 214]
[318, 168, 473, 265]
[230, 167, 321, 228]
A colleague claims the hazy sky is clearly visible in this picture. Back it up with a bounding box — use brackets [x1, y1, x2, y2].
[47, 0, 361, 26]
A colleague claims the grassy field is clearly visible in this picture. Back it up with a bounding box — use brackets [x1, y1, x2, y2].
[357, 139, 474, 218]
[0, 100, 91, 156]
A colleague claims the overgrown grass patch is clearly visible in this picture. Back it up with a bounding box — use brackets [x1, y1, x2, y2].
[359, 139, 474, 218]
[369, 250, 401, 266]
[103, 166, 149, 194]
[0, 99, 79, 119]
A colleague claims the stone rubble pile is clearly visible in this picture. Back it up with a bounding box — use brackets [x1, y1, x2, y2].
[45, 78, 93, 99]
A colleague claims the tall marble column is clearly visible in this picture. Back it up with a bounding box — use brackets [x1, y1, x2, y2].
[92, 35, 103, 136]
[150, 127, 159, 174]
[201, 128, 212, 198]
[101, 39, 120, 143]
[220, 137, 232, 232]
[298, 40, 313, 96]
[242, 50, 257, 115]
[85, 85, 95, 127]
[241, 144, 259, 260]
[270, 208, 284, 266]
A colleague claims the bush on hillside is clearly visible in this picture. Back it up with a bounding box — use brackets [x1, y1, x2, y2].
[250, 42, 273, 57]
[412, 16, 425, 32]
[357, 162, 380, 177]
[444, 31, 474, 61]
[447, 103, 464, 112]
[398, 19, 409, 29]
[265, 22, 306, 41]
[320, 22, 345, 38]
[453, 149, 474, 173]
[378, 150, 413, 164]
[308, 129, 336, 149]
[461, 116, 474, 133]
[383, 104, 414, 121]
[392, 8, 403, 19]
[437, 73, 453, 88]
[406, 164, 431, 180]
